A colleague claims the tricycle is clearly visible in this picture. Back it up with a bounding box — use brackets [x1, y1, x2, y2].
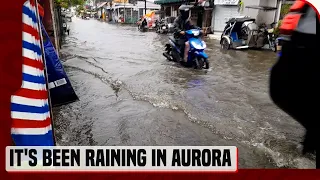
[220, 17, 276, 51]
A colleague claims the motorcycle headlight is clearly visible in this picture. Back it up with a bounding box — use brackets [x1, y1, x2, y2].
[193, 31, 200, 36]
[190, 41, 206, 50]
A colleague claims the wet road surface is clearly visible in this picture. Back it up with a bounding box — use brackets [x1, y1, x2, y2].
[53, 17, 316, 168]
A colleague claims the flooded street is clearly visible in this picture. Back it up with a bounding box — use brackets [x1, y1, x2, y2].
[53, 18, 315, 168]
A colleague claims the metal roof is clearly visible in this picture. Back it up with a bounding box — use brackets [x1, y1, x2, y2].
[227, 17, 256, 23]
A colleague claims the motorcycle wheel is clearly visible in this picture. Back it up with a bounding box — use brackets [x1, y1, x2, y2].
[159, 28, 163, 34]
[221, 38, 230, 50]
[270, 41, 277, 52]
[204, 59, 209, 69]
[166, 49, 173, 61]
[172, 51, 179, 62]
[194, 57, 205, 69]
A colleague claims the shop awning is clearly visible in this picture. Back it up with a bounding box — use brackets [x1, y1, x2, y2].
[97, 2, 107, 9]
[154, 0, 186, 5]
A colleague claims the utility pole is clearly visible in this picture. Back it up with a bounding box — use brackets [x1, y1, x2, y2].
[123, 0, 126, 22]
[144, 0, 146, 14]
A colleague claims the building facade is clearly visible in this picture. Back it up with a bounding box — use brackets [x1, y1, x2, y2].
[154, 0, 213, 31]
[211, 0, 241, 32]
[98, 0, 161, 23]
[154, 0, 293, 34]
[211, 0, 294, 33]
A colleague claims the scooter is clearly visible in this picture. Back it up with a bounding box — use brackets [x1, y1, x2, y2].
[138, 19, 148, 32]
[259, 23, 277, 52]
[156, 19, 168, 34]
[163, 29, 209, 69]
[62, 20, 70, 35]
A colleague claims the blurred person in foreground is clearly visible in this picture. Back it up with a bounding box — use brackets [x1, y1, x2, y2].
[269, 0, 318, 168]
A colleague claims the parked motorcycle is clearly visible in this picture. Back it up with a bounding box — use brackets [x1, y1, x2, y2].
[163, 29, 209, 69]
[259, 22, 277, 52]
[156, 17, 175, 34]
[62, 19, 70, 35]
[156, 19, 168, 34]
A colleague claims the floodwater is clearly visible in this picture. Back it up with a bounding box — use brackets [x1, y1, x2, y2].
[53, 17, 316, 168]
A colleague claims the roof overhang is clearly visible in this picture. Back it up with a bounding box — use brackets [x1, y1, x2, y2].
[97, 2, 108, 9]
[245, 5, 277, 11]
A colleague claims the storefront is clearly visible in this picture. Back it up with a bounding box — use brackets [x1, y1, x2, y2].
[212, 0, 241, 32]
[154, 0, 186, 17]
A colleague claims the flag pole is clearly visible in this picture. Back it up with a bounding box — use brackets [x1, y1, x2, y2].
[34, 0, 57, 146]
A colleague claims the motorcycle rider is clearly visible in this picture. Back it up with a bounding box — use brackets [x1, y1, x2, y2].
[141, 16, 147, 28]
[173, 5, 198, 64]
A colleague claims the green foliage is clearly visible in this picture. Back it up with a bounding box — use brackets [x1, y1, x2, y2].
[274, 3, 292, 36]
[55, 0, 86, 8]
[76, 5, 85, 12]
[274, 20, 282, 36]
[280, 4, 291, 19]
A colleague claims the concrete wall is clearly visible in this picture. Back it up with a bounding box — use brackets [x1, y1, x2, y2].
[242, 0, 278, 24]
[242, 0, 260, 19]
[258, 0, 278, 24]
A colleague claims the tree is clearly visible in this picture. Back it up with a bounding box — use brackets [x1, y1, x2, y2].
[55, 0, 86, 8]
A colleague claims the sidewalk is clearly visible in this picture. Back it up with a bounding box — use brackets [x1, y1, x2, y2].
[207, 32, 222, 41]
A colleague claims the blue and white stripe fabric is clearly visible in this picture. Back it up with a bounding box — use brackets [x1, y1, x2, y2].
[11, 0, 54, 146]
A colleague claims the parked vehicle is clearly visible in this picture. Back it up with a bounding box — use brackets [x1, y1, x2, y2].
[66, 12, 73, 22]
[155, 19, 166, 33]
[82, 13, 90, 20]
[220, 17, 276, 51]
[156, 17, 175, 34]
[166, 17, 175, 33]
[259, 22, 277, 52]
[163, 29, 209, 69]
[62, 19, 70, 35]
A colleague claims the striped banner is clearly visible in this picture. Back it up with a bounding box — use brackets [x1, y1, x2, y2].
[10, 0, 54, 146]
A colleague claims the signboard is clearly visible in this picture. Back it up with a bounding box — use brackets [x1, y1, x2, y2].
[214, 0, 239, 5]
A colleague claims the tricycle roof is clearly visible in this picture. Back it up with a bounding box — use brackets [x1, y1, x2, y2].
[227, 17, 256, 23]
